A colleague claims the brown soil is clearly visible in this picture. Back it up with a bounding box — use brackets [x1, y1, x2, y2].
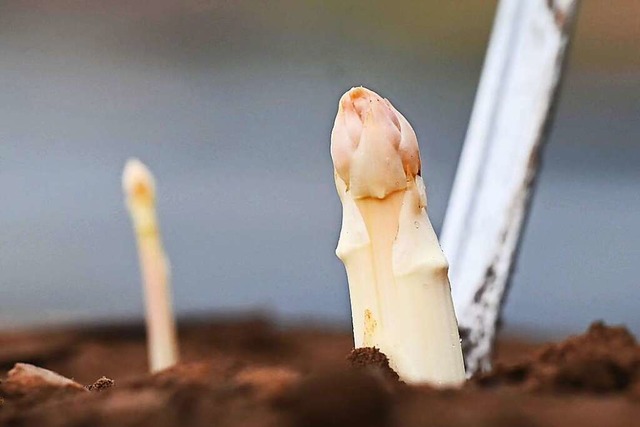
[0, 316, 639, 427]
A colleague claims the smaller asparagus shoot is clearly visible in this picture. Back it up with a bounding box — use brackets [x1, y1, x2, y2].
[331, 87, 465, 386]
[123, 159, 179, 372]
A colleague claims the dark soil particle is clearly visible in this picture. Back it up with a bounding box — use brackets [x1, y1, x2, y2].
[86, 377, 115, 392]
[0, 318, 639, 427]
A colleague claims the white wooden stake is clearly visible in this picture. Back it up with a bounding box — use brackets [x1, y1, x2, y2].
[441, 0, 580, 375]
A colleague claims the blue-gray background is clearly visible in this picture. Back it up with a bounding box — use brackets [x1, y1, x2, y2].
[1, 1, 638, 337]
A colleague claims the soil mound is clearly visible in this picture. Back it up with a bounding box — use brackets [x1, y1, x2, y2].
[476, 322, 640, 393]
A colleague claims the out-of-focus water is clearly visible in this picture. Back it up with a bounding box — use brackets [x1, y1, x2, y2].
[0, 1, 638, 336]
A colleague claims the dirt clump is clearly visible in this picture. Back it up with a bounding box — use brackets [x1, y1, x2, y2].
[347, 347, 401, 384]
[86, 376, 115, 392]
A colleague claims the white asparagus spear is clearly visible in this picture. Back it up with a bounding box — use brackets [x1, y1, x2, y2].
[331, 87, 465, 386]
[123, 159, 179, 372]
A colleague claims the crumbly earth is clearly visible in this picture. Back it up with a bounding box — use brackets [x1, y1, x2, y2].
[0, 317, 639, 427]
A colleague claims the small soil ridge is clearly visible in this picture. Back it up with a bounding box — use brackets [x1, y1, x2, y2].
[1, 318, 640, 426]
[476, 321, 640, 393]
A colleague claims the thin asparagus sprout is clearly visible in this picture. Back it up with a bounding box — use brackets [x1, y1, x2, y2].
[123, 159, 179, 372]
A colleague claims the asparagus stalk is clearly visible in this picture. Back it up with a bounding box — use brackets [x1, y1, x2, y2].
[331, 87, 465, 386]
[123, 159, 179, 372]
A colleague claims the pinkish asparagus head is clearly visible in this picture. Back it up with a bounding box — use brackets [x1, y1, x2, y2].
[331, 87, 421, 199]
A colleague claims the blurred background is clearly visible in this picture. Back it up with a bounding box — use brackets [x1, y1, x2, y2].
[0, 1, 638, 337]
